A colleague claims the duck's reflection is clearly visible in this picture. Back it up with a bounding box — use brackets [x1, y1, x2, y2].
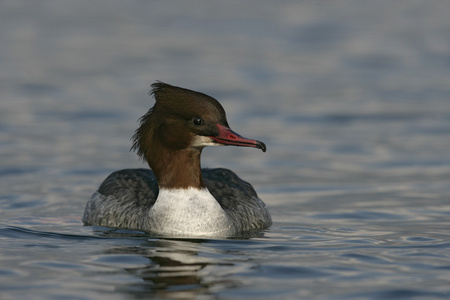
[138, 239, 232, 297]
[94, 229, 258, 299]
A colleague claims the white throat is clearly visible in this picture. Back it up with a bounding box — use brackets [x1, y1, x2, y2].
[148, 188, 233, 237]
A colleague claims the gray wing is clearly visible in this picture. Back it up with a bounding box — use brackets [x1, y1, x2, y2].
[202, 168, 272, 231]
[97, 168, 159, 206]
[202, 168, 258, 209]
[82, 169, 159, 228]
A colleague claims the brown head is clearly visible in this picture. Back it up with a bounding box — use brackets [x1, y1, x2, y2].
[131, 82, 266, 189]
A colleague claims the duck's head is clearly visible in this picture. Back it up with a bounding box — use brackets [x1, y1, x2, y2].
[132, 82, 266, 164]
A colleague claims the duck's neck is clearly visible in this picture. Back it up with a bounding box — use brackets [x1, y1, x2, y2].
[148, 147, 205, 190]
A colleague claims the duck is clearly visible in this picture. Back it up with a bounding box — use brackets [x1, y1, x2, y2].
[82, 82, 271, 237]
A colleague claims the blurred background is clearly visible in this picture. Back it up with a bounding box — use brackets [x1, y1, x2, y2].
[1, 1, 450, 299]
[2, 0, 449, 200]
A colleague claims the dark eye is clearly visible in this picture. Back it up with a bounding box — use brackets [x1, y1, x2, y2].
[192, 117, 204, 126]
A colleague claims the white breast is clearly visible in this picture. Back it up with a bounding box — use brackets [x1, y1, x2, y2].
[147, 188, 233, 237]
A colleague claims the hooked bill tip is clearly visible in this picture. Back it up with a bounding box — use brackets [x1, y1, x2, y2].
[256, 141, 267, 152]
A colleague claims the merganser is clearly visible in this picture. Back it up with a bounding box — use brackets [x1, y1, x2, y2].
[82, 82, 271, 237]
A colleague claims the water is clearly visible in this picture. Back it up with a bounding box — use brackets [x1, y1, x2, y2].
[1, 1, 450, 299]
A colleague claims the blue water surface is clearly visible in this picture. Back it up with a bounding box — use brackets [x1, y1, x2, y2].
[1, 1, 450, 299]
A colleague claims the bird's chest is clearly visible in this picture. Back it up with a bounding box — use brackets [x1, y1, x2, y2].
[148, 188, 232, 236]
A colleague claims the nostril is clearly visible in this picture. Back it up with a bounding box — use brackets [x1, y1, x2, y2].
[228, 134, 237, 140]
